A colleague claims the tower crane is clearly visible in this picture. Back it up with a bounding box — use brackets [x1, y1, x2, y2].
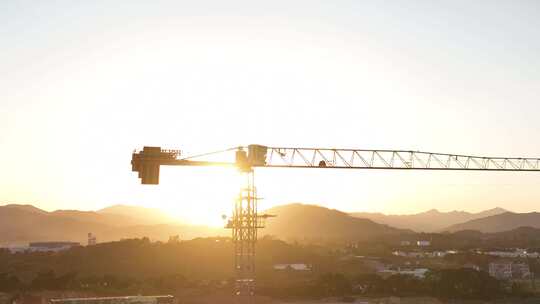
[131, 144, 540, 301]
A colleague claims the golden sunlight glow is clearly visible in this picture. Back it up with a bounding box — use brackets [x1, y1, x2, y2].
[153, 167, 243, 227]
[3, 1, 540, 219]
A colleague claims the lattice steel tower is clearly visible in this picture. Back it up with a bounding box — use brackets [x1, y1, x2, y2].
[225, 149, 273, 302]
[228, 171, 258, 299]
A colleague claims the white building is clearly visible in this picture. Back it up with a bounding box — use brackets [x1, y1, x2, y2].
[417, 240, 431, 247]
[273, 263, 311, 271]
[378, 267, 429, 279]
[485, 249, 539, 259]
[489, 262, 513, 280]
[50, 295, 175, 304]
[28, 242, 80, 252]
[88, 233, 97, 246]
[392, 250, 452, 258]
[489, 261, 530, 280]
[3, 241, 82, 253]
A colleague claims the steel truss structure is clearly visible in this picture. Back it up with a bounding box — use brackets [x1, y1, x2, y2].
[131, 144, 540, 303]
[263, 147, 540, 171]
[229, 172, 258, 300]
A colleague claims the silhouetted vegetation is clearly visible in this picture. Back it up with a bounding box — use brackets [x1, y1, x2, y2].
[0, 238, 536, 300]
[260, 269, 505, 300]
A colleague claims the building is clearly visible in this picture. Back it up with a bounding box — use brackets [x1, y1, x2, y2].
[3, 246, 29, 254]
[50, 296, 175, 304]
[88, 233, 97, 246]
[378, 267, 429, 279]
[416, 240, 431, 247]
[489, 261, 530, 280]
[273, 263, 311, 271]
[400, 241, 411, 246]
[463, 263, 480, 271]
[28, 242, 80, 252]
[489, 262, 513, 280]
[512, 262, 531, 279]
[391, 250, 450, 258]
[485, 249, 540, 258]
[3, 241, 81, 253]
[362, 260, 387, 272]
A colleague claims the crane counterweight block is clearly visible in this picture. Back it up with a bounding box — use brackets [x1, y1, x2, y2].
[131, 146, 180, 185]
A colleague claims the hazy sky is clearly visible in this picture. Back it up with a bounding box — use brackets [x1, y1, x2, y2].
[1, 1, 540, 225]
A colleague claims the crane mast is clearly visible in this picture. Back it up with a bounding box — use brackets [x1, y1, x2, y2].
[131, 144, 540, 303]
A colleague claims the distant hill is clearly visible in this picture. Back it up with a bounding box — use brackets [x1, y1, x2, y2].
[0, 205, 108, 245]
[98, 204, 176, 225]
[445, 212, 540, 233]
[350, 207, 508, 232]
[50, 209, 150, 227]
[261, 203, 410, 241]
[0, 203, 222, 245]
[0, 202, 409, 245]
[3, 204, 48, 214]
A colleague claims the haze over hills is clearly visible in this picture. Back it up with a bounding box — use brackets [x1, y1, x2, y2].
[98, 204, 177, 225]
[350, 207, 508, 232]
[261, 203, 411, 241]
[3, 204, 49, 215]
[0, 203, 224, 245]
[1, 202, 532, 245]
[444, 212, 540, 233]
[0, 202, 413, 245]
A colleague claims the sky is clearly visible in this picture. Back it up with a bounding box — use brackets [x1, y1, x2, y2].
[1, 0, 540, 226]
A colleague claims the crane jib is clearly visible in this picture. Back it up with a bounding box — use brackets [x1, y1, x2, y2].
[131, 145, 540, 185]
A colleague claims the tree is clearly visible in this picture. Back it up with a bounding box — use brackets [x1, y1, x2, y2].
[427, 269, 501, 299]
[0, 273, 23, 291]
[353, 273, 384, 294]
[315, 273, 351, 296]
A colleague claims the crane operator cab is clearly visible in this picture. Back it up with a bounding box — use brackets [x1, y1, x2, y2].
[235, 144, 268, 172]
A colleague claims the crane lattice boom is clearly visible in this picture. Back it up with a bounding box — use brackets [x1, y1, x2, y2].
[263, 147, 540, 170]
[132, 145, 540, 185]
[131, 144, 540, 302]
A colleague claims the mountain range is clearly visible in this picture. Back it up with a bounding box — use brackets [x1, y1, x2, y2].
[1, 202, 539, 245]
[261, 203, 411, 241]
[445, 212, 540, 233]
[350, 207, 508, 232]
[0, 204, 224, 245]
[0, 203, 410, 245]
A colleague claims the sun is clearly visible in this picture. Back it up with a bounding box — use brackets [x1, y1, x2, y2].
[147, 166, 244, 227]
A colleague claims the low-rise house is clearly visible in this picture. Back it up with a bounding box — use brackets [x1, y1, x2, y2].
[49, 296, 175, 304]
[392, 250, 451, 258]
[417, 240, 431, 247]
[400, 241, 411, 246]
[463, 263, 481, 271]
[273, 263, 312, 271]
[28, 242, 80, 252]
[3, 242, 80, 253]
[378, 267, 429, 279]
[426, 251, 447, 258]
[361, 259, 387, 272]
[489, 261, 513, 280]
[485, 249, 539, 258]
[3, 246, 29, 254]
[392, 251, 424, 258]
[512, 262, 531, 279]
